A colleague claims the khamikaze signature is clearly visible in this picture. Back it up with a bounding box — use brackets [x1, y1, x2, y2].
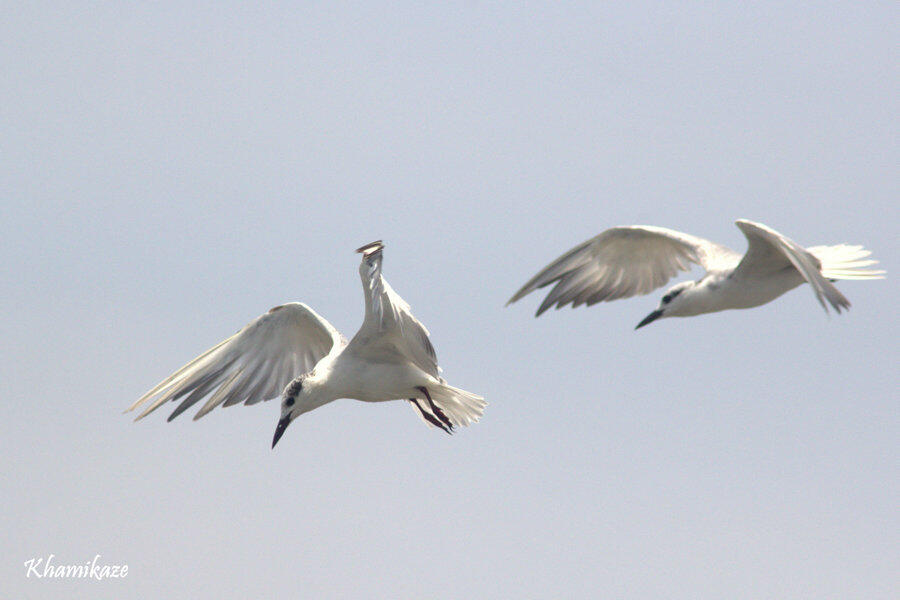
[24, 554, 128, 580]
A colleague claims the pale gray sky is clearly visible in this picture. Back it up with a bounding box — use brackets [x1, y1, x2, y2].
[2, 2, 897, 599]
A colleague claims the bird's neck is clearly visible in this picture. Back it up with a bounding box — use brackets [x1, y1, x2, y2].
[671, 280, 722, 316]
[300, 365, 344, 407]
[294, 382, 339, 416]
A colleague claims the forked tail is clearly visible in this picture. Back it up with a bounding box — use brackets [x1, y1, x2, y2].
[808, 244, 885, 280]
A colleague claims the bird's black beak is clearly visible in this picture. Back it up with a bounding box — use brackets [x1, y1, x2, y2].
[272, 414, 292, 449]
[635, 309, 663, 330]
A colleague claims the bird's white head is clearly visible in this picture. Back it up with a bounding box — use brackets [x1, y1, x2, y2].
[272, 375, 311, 448]
[635, 281, 695, 329]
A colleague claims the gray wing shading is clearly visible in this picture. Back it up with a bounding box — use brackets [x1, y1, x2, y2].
[127, 303, 345, 421]
[731, 219, 850, 313]
[508, 225, 740, 315]
[347, 241, 439, 378]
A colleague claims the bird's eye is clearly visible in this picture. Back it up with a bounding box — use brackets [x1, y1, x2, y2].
[285, 397, 295, 407]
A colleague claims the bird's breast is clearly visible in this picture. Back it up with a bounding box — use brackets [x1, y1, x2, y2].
[717, 271, 805, 310]
[325, 356, 427, 403]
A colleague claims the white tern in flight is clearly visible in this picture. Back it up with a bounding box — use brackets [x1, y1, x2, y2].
[129, 241, 485, 447]
[508, 220, 884, 328]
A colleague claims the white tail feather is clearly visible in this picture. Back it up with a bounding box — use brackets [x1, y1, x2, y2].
[428, 384, 487, 428]
[808, 244, 885, 280]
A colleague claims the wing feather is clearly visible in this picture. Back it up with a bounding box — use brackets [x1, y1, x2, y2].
[508, 225, 740, 315]
[732, 220, 850, 313]
[128, 302, 345, 421]
[348, 242, 440, 378]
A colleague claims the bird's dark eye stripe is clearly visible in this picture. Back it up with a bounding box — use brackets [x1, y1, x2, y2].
[663, 289, 683, 304]
[285, 397, 295, 407]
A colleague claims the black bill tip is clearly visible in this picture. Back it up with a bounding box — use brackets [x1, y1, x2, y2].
[272, 414, 291, 449]
[635, 309, 663, 330]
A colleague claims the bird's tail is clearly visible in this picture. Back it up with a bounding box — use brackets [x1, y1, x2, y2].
[807, 244, 885, 280]
[419, 383, 486, 430]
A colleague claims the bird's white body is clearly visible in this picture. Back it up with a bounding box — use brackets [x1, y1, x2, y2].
[306, 350, 438, 405]
[128, 241, 485, 445]
[677, 269, 804, 316]
[508, 220, 884, 326]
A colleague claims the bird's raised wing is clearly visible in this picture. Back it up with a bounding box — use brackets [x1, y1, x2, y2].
[346, 241, 439, 378]
[128, 303, 345, 421]
[508, 225, 740, 315]
[731, 219, 849, 313]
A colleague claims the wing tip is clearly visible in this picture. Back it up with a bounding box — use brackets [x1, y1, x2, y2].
[355, 240, 384, 256]
[126, 393, 156, 420]
[129, 410, 147, 422]
[506, 292, 526, 307]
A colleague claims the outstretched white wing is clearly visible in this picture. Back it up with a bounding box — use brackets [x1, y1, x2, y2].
[731, 219, 849, 313]
[346, 241, 439, 378]
[508, 225, 740, 315]
[128, 303, 345, 421]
